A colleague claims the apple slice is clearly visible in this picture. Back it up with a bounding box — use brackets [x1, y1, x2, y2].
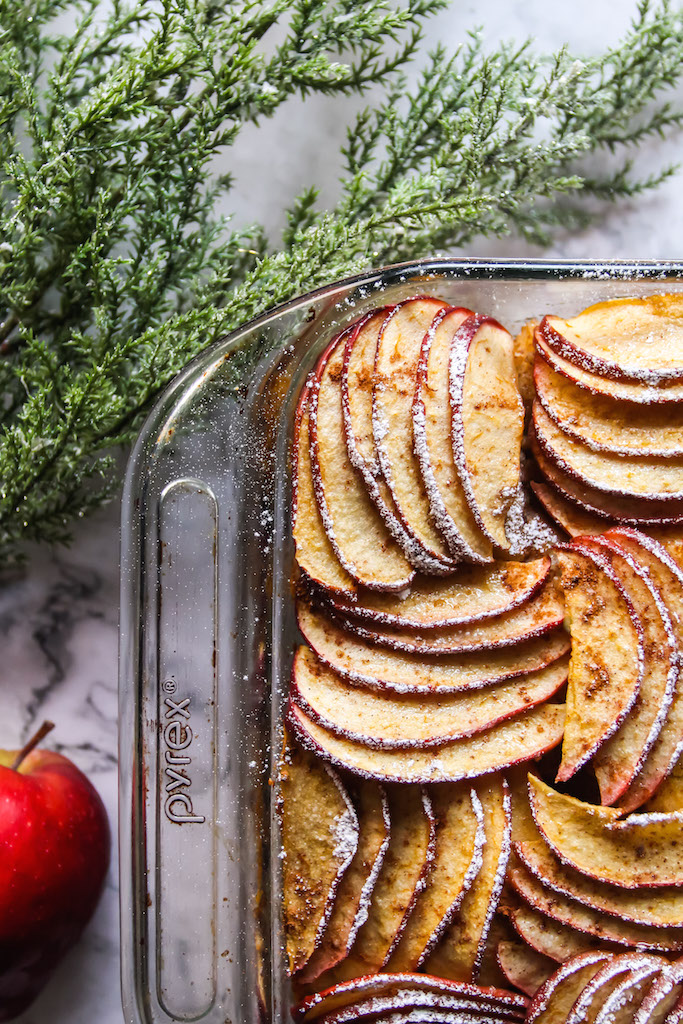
[644, 758, 683, 813]
[555, 545, 643, 783]
[297, 599, 571, 696]
[632, 959, 683, 1024]
[530, 481, 608, 538]
[311, 990, 528, 1024]
[506, 898, 618, 961]
[413, 305, 493, 562]
[565, 954, 668, 1024]
[533, 402, 683, 502]
[293, 380, 355, 596]
[385, 786, 486, 971]
[513, 320, 538, 410]
[535, 329, 683, 405]
[508, 864, 683, 951]
[327, 557, 551, 629]
[534, 358, 683, 457]
[531, 433, 683, 525]
[297, 782, 390, 983]
[497, 941, 555, 997]
[291, 644, 568, 749]
[424, 776, 511, 983]
[293, 974, 529, 1024]
[318, 786, 436, 982]
[540, 294, 683, 383]
[601, 528, 683, 812]
[372, 297, 455, 568]
[528, 773, 683, 889]
[515, 840, 683, 928]
[343, 309, 450, 575]
[288, 700, 565, 784]
[525, 951, 613, 1024]
[280, 735, 359, 975]
[310, 327, 415, 591]
[573, 534, 678, 805]
[450, 314, 525, 549]
[332, 579, 565, 655]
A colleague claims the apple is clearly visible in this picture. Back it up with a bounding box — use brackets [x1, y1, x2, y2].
[386, 786, 485, 972]
[309, 322, 415, 592]
[632, 960, 683, 1024]
[424, 777, 511, 984]
[575, 535, 678, 806]
[525, 952, 613, 1024]
[293, 378, 357, 597]
[506, 897, 612, 962]
[496, 940, 554, 997]
[280, 731, 358, 977]
[515, 840, 683, 928]
[412, 305, 490, 564]
[330, 579, 565, 656]
[533, 402, 683, 502]
[297, 781, 390, 984]
[555, 545, 642, 783]
[372, 297, 455, 570]
[290, 644, 568, 750]
[326, 557, 551, 631]
[292, 973, 528, 1024]
[566, 954, 667, 1024]
[534, 358, 683, 457]
[449, 314, 524, 551]
[296, 599, 571, 696]
[288, 699, 565, 785]
[508, 863, 682, 951]
[539, 294, 683, 384]
[530, 480, 605, 538]
[0, 722, 110, 1021]
[342, 309, 447, 576]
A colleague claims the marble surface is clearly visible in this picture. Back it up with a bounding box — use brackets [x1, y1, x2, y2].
[3, 1, 683, 1022]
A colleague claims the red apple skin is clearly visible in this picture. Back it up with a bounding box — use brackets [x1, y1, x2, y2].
[0, 748, 111, 1021]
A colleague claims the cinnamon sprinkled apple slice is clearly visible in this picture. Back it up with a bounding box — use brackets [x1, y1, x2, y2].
[310, 329, 414, 591]
[386, 785, 486, 971]
[535, 328, 683, 405]
[531, 433, 683, 525]
[292, 974, 528, 1024]
[555, 544, 643, 783]
[288, 700, 565, 784]
[327, 557, 551, 630]
[575, 534, 678, 806]
[632, 959, 683, 1024]
[372, 296, 454, 569]
[413, 305, 492, 562]
[525, 952, 613, 1024]
[425, 776, 511, 983]
[309, 990, 527, 1024]
[298, 781, 390, 983]
[534, 358, 683, 457]
[497, 941, 555, 997]
[533, 401, 683, 502]
[530, 481, 606, 538]
[529, 774, 683, 889]
[602, 528, 683, 813]
[332, 578, 565, 655]
[321, 786, 436, 982]
[565, 954, 667, 1024]
[280, 735, 359, 975]
[342, 309, 448, 574]
[291, 644, 568, 749]
[506, 899, 618, 962]
[297, 599, 571, 696]
[515, 840, 683, 928]
[508, 864, 683, 951]
[293, 380, 355, 596]
[540, 293, 683, 384]
[450, 314, 525, 550]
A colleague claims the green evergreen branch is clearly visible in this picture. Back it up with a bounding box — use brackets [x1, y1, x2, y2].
[0, 0, 683, 560]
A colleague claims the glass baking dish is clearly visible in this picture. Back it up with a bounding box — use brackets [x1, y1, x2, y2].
[119, 257, 683, 1024]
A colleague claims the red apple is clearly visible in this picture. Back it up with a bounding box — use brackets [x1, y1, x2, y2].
[0, 722, 111, 1020]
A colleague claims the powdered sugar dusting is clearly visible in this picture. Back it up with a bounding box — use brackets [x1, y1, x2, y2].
[473, 779, 512, 981]
[346, 786, 391, 950]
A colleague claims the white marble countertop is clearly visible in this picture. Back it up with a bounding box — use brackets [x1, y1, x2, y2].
[3, 1, 683, 1022]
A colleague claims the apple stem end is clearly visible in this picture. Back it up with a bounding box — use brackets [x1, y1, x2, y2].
[11, 721, 56, 771]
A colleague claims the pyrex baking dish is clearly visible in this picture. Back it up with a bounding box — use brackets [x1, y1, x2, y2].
[119, 257, 683, 1024]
